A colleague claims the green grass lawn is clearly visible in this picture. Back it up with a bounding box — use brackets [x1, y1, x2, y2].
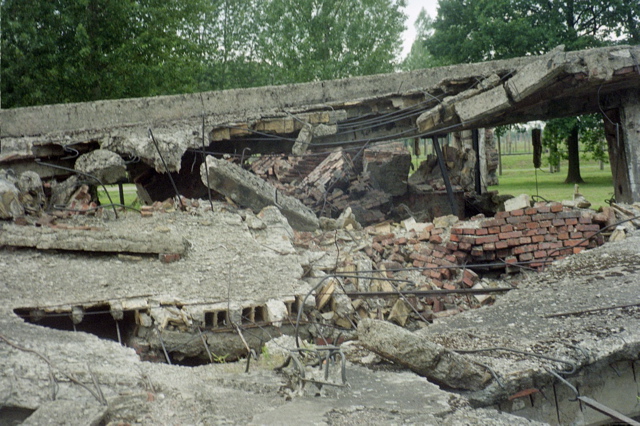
[489, 153, 614, 210]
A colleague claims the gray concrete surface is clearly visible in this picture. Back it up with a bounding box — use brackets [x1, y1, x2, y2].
[1, 206, 639, 424]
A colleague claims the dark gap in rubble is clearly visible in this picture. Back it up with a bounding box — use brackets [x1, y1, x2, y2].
[0, 407, 36, 425]
[13, 306, 137, 343]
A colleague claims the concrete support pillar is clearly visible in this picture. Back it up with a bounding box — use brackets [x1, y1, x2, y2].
[604, 90, 640, 203]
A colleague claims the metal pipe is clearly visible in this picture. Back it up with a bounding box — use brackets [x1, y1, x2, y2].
[431, 136, 459, 217]
[148, 128, 182, 209]
[344, 287, 513, 298]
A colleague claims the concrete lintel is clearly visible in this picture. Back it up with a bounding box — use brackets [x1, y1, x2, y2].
[620, 89, 640, 203]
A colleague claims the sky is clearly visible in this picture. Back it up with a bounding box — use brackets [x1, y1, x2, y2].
[401, 0, 439, 58]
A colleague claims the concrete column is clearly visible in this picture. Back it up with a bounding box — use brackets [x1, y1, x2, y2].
[605, 90, 640, 203]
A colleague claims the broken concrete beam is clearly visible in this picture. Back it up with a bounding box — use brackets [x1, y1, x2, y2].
[200, 155, 319, 231]
[454, 85, 511, 125]
[74, 149, 127, 184]
[0, 223, 188, 255]
[357, 318, 491, 391]
[505, 51, 573, 103]
[0, 174, 25, 219]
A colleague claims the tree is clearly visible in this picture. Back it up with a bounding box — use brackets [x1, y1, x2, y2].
[401, 9, 442, 71]
[255, 0, 407, 85]
[1, 0, 209, 108]
[427, 0, 639, 184]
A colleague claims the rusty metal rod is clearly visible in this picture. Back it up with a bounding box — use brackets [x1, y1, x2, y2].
[344, 287, 513, 298]
[431, 136, 459, 217]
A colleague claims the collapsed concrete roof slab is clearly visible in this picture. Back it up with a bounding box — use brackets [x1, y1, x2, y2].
[200, 155, 319, 231]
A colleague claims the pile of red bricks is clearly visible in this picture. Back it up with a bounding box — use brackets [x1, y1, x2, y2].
[449, 202, 605, 268]
[362, 202, 606, 289]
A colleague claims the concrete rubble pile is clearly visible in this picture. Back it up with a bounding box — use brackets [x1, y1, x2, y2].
[249, 141, 479, 226]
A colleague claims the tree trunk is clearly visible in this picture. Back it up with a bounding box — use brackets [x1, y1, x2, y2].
[564, 124, 584, 183]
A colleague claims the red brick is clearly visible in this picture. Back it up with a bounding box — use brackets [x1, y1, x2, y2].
[514, 223, 528, 231]
[496, 211, 510, 219]
[461, 228, 477, 235]
[565, 218, 578, 226]
[432, 228, 444, 235]
[558, 210, 581, 219]
[525, 207, 538, 215]
[526, 221, 540, 229]
[429, 270, 442, 279]
[507, 238, 521, 247]
[141, 211, 154, 218]
[506, 215, 532, 224]
[431, 279, 444, 288]
[577, 224, 600, 232]
[453, 251, 469, 261]
[533, 250, 547, 258]
[443, 283, 457, 290]
[372, 242, 384, 253]
[539, 220, 552, 228]
[413, 260, 426, 267]
[519, 252, 534, 261]
[481, 218, 506, 228]
[579, 215, 593, 224]
[557, 232, 569, 240]
[159, 253, 181, 263]
[462, 269, 479, 287]
[433, 250, 445, 259]
[459, 242, 472, 251]
[499, 231, 523, 240]
[573, 247, 586, 254]
[532, 235, 545, 243]
[418, 231, 431, 241]
[394, 237, 408, 245]
[476, 235, 499, 244]
[451, 227, 464, 235]
[524, 229, 539, 237]
[449, 233, 460, 242]
[519, 236, 532, 245]
[483, 242, 496, 251]
[429, 235, 443, 244]
[410, 253, 430, 262]
[433, 244, 448, 253]
[536, 205, 551, 213]
[373, 233, 395, 243]
[570, 232, 583, 239]
[445, 254, 457, 263]
[441, 268, 453, 280]
[475, 228, 489, 236]
[445, 242, 458, 251]
[534, 213, 555, 221]
[550, 203, 563, 212]
[505, 256, 518, 264]
[552, 218, 565, 227]
[495, 240, 509, 249]
[583, 231, 598, 239]
[488, 226, 501, 234]
[511, 208, 525, 216]
[500, 224, 514, 233]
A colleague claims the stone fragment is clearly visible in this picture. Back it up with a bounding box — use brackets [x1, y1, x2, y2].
[504, 194, 530, 211]
[200, 155, 319, 231]
[609, 226, 626, 242]
[22, 399, 108, 426]
[357, 319, 491, 391]
[455, 85, 511, 124]
[363, 143, 411, 196]
[0, 175, 24, 219]
[388, 299, 411, 326]
[266, 299, 288, 327]
[74, 149, 127, 184]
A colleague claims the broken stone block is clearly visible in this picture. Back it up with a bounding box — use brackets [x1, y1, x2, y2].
[0, 175, 25, 219]
[363, 143, 411, 197]
[455, 85, 511, 124]
[266, 299, 288, 328]
[74, 149, 127, 184]
[21, 399, 108, 426]
[200, 155, 319, 231]
[357, 319, 491, 391]
[504, 194, 530, 211]
[387, 299, 411, 326]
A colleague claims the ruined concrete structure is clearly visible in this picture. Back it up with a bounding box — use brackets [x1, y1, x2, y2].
[2, 45, 640, 424]
[2, 45, 640, 206]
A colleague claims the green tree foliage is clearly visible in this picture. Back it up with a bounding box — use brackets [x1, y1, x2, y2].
[1, 0, 209, 107]
[401, 9, 443, 71]
[255, 0, 407, 85]
[1, 0, 407, 107]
